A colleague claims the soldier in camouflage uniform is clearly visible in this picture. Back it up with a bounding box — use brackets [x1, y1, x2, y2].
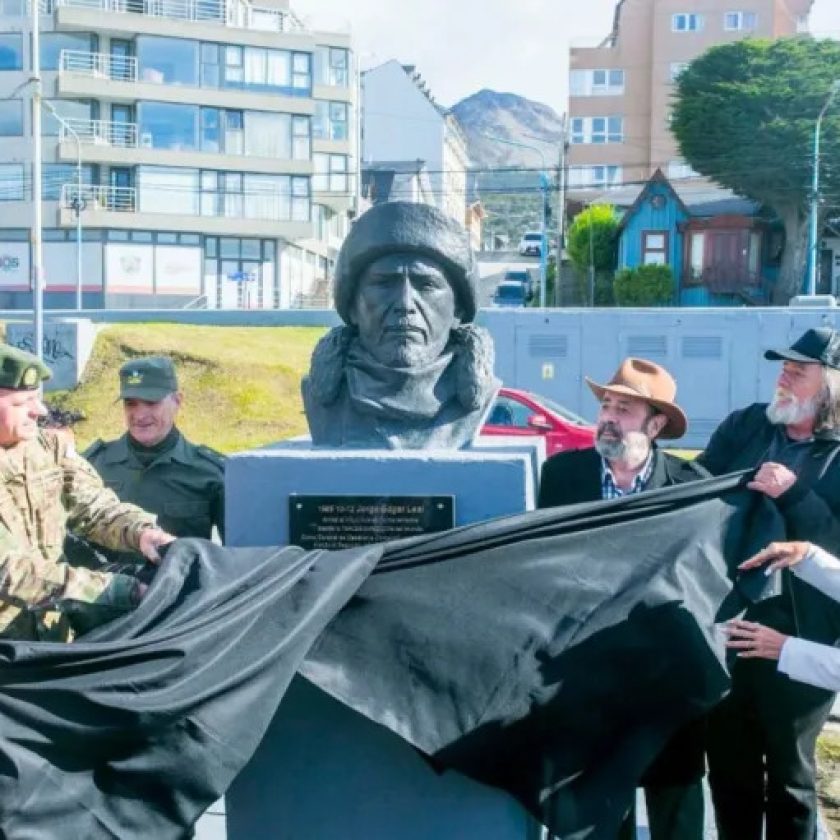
[0, 344, 174, 642]
[85, 357, 225, 543]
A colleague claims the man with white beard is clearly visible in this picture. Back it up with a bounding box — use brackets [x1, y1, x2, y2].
[698, 326, 840, 840]
[538, 357, 710, 840]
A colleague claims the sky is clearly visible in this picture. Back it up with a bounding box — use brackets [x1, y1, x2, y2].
[299, 0, 840, 114]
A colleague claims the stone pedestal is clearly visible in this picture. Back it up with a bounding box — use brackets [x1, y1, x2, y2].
[224, 439, 545, 839]
[5, 318, 98, 391]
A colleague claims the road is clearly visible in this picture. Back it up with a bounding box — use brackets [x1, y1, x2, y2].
[477, 250, 540, 306]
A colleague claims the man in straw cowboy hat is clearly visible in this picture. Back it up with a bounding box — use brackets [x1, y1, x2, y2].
[538, 357, 709, 840]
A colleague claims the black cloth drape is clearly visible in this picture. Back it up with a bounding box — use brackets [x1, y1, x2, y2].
[0, 472, 782, 839]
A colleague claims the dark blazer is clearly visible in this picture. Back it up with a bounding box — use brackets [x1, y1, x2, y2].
[538, 443, 710, 788]
[539, 444, 709, 509]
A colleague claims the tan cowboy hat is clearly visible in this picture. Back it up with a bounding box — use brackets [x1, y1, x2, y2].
[585, 357, 688, 440]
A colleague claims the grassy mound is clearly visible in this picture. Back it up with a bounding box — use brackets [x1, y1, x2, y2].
[50, 323, 326, 453]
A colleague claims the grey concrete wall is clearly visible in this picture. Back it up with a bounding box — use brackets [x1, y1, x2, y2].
[5, 305, 838, 447]
[5, 319, 98, 391]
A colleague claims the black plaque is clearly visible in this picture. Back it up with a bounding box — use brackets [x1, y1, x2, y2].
[289, 494, 455, 550]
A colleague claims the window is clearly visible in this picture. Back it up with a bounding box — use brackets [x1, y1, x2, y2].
[200, 43, 220, 86]
[0, 163, 24, 200]
[568, 165, 622, 189]
[0, 33, 23, 70]
[42, 100, 92, 135]
[224, 110, 243, 154]
[672, 13, 704, 32]
[667, 159, 698, 180]
[291, 176, 309, 220]
[313, 101, 347, 141]
[0, 0, 24, 15]
[138, 102, 198, 150]
[292, 51, 311, 90]
[224, 45, 243, 84]
[41, 163, 94, 200]
[200, 107, 220, 153]
[292, 115, 310, 158]
[724, 11, 757, 30]
[570, 116, 623, 144]
[569, 68, 624, 97]
[670, 62, 689, 82]
[688, 232, 705, 282]
[244, 112, 289, 158]
[136, 36, 199, 86]
[327, 47, 348, 86]
[40, 33, 93, 71]
[313, 153, 348, 192]
[0, 100, 22, 136]
[642, 231, 668, 265]
[137, 166, 199, 215]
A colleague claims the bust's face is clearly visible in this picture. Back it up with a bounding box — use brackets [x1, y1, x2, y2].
[350, 253, 460, 367]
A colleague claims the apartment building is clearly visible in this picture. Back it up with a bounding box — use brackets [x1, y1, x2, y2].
[567, 0, 813, 194]
[361, 60, 470, 223]
[0, 0, 355, 309]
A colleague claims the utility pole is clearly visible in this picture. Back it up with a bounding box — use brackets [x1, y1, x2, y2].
[807, 80, 840, 296]
[30, 0, 44, 359]
[555, 115, 568, 307]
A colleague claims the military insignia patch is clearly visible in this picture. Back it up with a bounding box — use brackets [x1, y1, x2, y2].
[125, 372, 143, 385]
[22, 366, 38, 388]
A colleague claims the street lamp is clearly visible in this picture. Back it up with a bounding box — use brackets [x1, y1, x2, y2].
[807, 79, 840, 296]
[42, 100, 84, 311]
[479, 132, 551, 307]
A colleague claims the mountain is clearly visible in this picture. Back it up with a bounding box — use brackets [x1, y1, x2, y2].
[451, 89, 565, 178]
[451, 89, 564, 246]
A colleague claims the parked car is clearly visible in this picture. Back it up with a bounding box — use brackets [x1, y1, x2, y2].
[493, 281, 527, 308]
[481, 387, 596, 456]
[503, 269, 534, 300]
[518, 231, 544, 257]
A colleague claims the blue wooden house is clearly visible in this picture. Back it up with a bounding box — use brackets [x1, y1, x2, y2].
[616, 170, 782, 306]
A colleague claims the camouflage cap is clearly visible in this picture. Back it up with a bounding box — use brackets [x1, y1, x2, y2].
[119, 356, 178, 401]
[0, 344, 51, 391]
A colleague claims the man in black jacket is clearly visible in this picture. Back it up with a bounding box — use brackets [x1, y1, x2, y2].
[698, 326, 840, 840]
[539, 357, 708, 840]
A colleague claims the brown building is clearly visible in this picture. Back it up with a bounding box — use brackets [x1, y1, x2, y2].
[567, 0, 814, 194]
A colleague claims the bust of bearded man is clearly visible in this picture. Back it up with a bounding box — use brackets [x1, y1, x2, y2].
[302, 201, 500, 449]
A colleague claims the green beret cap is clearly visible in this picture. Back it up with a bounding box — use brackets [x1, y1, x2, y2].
[119, 356, 178, 401]
[333, 202, 479, 325]
[0, 344, 51, 390]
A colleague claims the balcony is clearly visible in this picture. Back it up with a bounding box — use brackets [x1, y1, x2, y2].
[60, 49, 137, 82]
[53, 0, 305, 33]
[60, 118, 138, 148]
[58, 182, 315, 238]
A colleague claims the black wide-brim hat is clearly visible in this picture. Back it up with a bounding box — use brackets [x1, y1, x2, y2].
[764, 327, 840, 370]
[333, 202, 479, 324]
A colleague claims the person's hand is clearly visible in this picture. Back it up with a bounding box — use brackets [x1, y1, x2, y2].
[746, 462, 797, 498]
[138, 527, 176, 564]
[738, 541, 811, 573]
[130, 580, 148, 607]
[725, 619, 789, 661]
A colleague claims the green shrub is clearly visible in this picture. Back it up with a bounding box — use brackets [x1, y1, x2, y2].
[613, 264, 675, 306]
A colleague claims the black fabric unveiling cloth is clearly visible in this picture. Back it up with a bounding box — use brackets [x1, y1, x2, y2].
[0, 472, 783, 839]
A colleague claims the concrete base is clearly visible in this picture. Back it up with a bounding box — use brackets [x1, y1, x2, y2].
[226, 677, 543, 840]
[5, 318, 98, 391]
[225, 439, 542, 547]
[223, 439, 543, 839]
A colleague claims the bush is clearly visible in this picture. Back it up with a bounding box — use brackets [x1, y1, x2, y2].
[574, 270, 615, 306]
[613, 264, 675, 307]
[567, 205, 619, 278]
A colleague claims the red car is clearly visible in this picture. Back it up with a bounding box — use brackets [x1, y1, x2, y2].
[481, 387, 596, 456]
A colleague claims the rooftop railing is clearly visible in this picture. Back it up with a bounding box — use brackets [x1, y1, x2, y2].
[54, 0, 305, 33]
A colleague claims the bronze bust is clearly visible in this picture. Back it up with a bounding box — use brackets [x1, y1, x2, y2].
[302, 202, 499, 449]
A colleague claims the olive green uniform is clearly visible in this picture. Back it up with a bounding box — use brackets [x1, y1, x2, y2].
[0, 430, 157, 641]
[84, 431, 225, 541]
